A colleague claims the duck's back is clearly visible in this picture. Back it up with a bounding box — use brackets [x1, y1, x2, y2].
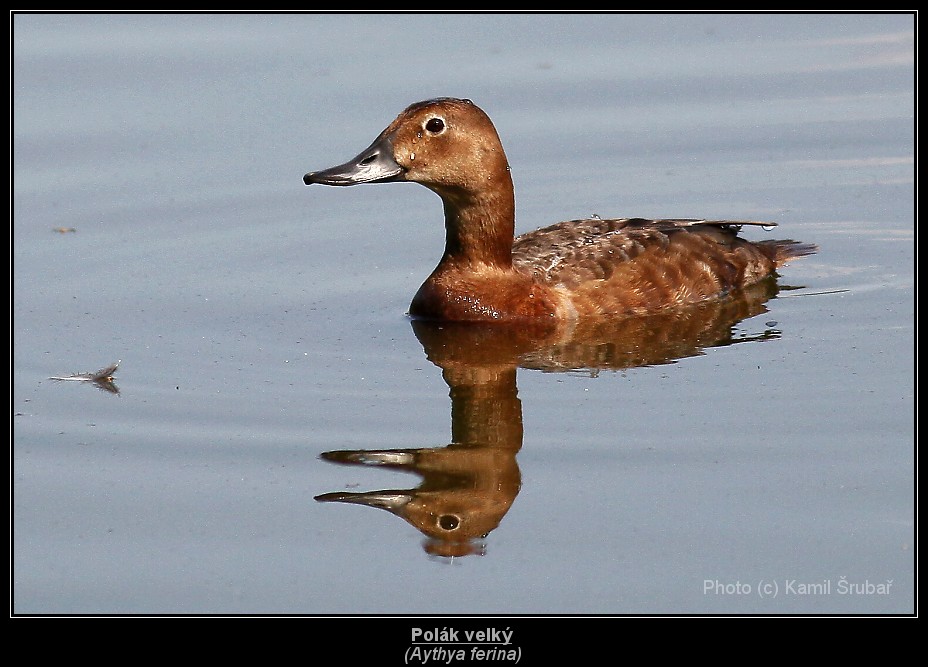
[512, 218, 815, 317]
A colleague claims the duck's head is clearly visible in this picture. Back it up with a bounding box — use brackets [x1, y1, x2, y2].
[303, 97, 512, 203]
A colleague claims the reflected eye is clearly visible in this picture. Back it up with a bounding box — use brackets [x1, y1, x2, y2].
[425, 117, 445, 134]
[438, 514, 460, 531]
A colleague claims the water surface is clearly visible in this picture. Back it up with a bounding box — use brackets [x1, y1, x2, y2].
[12, 13, 914, 615]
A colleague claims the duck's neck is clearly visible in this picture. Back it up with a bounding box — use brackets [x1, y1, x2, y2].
[438, 185, 515, 271]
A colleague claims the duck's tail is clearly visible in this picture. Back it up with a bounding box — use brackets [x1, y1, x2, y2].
[756, 239, 819, 267]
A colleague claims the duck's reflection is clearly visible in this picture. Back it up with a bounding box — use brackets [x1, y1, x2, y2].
[316, 278, 787, 557]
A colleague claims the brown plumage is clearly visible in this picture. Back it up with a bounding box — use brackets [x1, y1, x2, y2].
[303, 97, 816, 325]
[512, 217, 814, 318]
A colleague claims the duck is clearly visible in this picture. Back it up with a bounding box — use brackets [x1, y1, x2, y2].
[303, 97, 816, 325]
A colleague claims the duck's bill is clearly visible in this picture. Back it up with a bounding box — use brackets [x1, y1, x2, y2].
[303, 135, 404, 186]
[314, 490, 412, 512]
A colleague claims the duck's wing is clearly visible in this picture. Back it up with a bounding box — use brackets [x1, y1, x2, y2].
[512, 218, 814, 310]
[515, 218, 743, 283]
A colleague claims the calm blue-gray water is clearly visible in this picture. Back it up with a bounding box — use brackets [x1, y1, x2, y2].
[13, 13, 914, 617]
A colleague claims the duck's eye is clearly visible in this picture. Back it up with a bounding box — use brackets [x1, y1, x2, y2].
[425, 117, 445, 134]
